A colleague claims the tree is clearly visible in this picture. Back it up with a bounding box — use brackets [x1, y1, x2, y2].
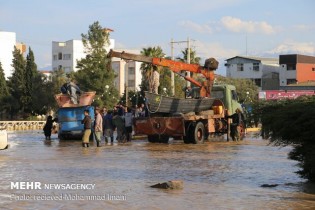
[75, 21, 118, 108]
[24, 47, 38, 112]
[259, 97, 315, 182]
[215, 76, 259, 103]
[176, 48, 201, 65]
[140, 46, 165, 92]
[8, 46, 26, 115]
[0, 62, 10, 119]
[0, 62, 9, 97]
[31, 73, 56, 115]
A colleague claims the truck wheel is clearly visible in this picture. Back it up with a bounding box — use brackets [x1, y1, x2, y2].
[148, 135, 169, 143]
[183, 123, 194, 144]
[192, 122, 205, 144]
[148, 135, 158, 143]
[159, 135, 169, 143]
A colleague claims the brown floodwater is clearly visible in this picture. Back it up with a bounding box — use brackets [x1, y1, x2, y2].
[0, 131, 315, 210]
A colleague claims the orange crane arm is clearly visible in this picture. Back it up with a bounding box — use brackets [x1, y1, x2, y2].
[108, 50, 218, 97]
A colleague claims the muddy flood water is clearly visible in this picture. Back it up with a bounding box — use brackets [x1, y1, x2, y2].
[1, 131, 315, 210]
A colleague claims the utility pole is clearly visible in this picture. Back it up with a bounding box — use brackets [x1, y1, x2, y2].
[170, 37, 192, 92]
[187, 37, 191, 87]
[170, 38, 175, 96]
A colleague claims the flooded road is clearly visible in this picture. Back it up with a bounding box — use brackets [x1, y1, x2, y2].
[1, 131, 315, 209]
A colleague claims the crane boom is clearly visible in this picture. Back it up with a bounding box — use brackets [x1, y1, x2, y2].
[108, 50, 219, 97]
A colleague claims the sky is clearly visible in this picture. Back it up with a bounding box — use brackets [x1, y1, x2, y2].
[1, 0, 315, 75]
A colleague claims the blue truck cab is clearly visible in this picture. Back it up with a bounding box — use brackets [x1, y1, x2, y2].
[57, 106, 95, 140]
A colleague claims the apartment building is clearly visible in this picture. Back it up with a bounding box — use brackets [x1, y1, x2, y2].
[111, 49, 142, 95]
[225, 56, 280, 90]
[279, 54, 315, 86]
[52, 39, 115, 73]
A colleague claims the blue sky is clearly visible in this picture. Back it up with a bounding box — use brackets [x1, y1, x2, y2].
[1, 0, 314, 75]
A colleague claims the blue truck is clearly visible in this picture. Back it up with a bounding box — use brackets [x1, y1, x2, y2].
[57, 106, 95, 140]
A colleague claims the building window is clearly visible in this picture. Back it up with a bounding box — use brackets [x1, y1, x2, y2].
[237, 63, 243, 71]
[287, 79, 297, 85]
[253, 63, 259, 71]
[287, 63, 296, 70]
[64, 67, 71, 72]
[63, 54, 71, 60]
[58, 53, 63, 60]
[128, 80, 135, 87]
[312, 67, 315, 71]
[53, 55, 57, 60]
[254, 79, 261, 87]
[128, 67, 135, 74]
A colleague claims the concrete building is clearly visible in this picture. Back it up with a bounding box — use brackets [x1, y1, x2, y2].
[225, 56, 280, 90]
[0, 31, 16, 79]
[52, 39, 142, 96]
[111, 49, 142, 95]
[51, 39, 115, 73]
[279, 54, 315, 86]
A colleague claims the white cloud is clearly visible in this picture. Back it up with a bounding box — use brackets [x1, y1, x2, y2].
[179, 21, 213, 34]
[220, 16, 275, 34]
[293, 24, 315, 31]
[267, 41, 315, 55]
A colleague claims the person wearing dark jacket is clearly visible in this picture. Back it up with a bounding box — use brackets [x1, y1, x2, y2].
[103, 110, 114, 143]
[81, 110, 92, 147]
[43, 115, 55, 140]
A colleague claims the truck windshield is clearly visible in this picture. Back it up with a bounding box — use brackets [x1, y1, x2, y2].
[211, 90, 224, 99]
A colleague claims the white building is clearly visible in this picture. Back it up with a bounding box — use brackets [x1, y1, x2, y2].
[52, 39, 142, 96]
[225, 56, 280, 90]
[52, 39, 115, 73]
[111, 49, 143, 95]
[0, 31, 16, 79]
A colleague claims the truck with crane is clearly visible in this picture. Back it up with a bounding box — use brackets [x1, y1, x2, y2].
[108, 50, 244, 143]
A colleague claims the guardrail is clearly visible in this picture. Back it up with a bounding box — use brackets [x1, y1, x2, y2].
[0, 121, 46, 131]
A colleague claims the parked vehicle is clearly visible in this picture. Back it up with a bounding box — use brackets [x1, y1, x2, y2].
[57, 106, 95, 140]
[54, 92, 96, 140]
[109, 50, 245, 143]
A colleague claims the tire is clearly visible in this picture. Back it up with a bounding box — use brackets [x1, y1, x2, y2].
[183, 123, 194, 144]
[192, 122, 205, 144]
[148, 135, 158, 143]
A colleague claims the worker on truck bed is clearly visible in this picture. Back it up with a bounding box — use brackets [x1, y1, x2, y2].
[149, 68, 160, 94]
[60, 80, 81, 104]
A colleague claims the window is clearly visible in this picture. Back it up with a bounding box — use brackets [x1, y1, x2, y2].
[287, 63, 296, 70]
[312, 67, 315, 71]
[53, 55, 57, 60]
[128, 67, 135, 74]
[128, 80, 135, 87]
[253, 63, 259, 71]
[211, 90, 224, 99]
[237, 63, 244, 71]
[63, 54, 71, 60]
[287, 79, 297, 85]
[231, 90, 238, 101]
[58, 53, 62, 60]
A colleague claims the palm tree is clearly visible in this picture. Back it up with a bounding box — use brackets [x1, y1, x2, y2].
[140, 46, 165, 91]
[176, 48, 201, 65]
